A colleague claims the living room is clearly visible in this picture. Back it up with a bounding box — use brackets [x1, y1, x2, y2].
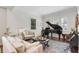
[0, 6, 79, 53]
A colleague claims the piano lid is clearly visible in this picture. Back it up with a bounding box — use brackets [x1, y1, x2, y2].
[46, 21, 62, 30]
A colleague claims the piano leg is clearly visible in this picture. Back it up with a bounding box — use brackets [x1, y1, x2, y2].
[59, 34, 61, 40]
[51, 32, 53, 39]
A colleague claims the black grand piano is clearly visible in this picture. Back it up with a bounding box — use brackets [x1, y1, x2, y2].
[41, 21, 63, 40]
[41, 21, 78, 53]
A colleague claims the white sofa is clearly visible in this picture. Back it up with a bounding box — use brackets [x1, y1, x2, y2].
[2, 36, 43, 53]
[2, 37, 17, 53]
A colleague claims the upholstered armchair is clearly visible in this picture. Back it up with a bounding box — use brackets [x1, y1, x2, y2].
[2, 36, 43, 53]
[18, 29, 35, 40]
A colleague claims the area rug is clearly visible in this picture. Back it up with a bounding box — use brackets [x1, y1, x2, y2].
[44, 40, 71, 53]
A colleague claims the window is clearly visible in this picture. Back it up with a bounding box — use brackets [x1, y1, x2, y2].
[61, 17, 68, 32]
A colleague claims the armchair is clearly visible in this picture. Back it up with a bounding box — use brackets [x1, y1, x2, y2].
[19, 29, 35, 40]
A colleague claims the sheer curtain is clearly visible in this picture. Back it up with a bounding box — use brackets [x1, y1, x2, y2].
[61, 18, 68, 34]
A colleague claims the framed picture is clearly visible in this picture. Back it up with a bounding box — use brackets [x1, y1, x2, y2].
[31, 18, 36, 29]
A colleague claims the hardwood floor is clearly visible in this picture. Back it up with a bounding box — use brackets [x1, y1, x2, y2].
[49, 36, 69, 43]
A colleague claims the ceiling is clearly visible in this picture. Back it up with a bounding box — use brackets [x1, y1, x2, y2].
[0, 6, 14, 10]
[13, 6, 74, 16]
[0, 6, 76, 16]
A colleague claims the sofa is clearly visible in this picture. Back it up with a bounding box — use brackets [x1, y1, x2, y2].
[2, 36, 43, 53]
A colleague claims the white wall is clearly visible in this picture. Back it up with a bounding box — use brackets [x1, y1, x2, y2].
[0, 8, 6, 37]
[0, 8, 7, 43]
[6, 9, 19, 35]
[6, 8, 42, 36]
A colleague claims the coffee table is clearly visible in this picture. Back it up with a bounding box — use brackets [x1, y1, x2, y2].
[32, 38, 49, 49]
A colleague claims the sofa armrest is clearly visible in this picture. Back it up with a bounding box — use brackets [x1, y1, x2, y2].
[22, 40, 31, 48]
[26, 44, 43, 53]
[30, 42, 40, 47]
[26, 42, 40, 49]
[22, 40, 40, 48]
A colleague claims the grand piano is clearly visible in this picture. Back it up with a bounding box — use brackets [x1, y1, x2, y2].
[42, 21, 63, 40]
